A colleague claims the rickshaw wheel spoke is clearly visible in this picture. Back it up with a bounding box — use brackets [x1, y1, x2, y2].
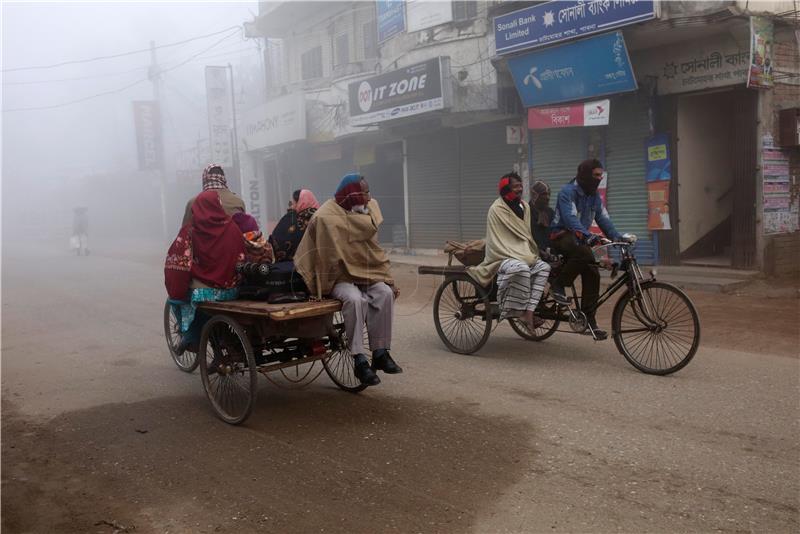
[433, 276, 492, 355]
[612, 281, 700, 375]
[199, 315, 258, 425]
[163, 300, 199, 372]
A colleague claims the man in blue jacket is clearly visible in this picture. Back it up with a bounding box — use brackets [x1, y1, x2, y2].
[549, 159, 622, 339]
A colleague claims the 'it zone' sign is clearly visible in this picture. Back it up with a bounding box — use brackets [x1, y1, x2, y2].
[348, 57, 451, 126]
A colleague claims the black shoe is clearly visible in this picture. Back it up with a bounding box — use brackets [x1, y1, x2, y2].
[353, 354, 381, 386]
[549, 281, 570, 305]
[588, 320, 608, 340]
[371, 349, 403, 374]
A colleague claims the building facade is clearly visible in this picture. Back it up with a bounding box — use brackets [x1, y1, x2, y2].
[241, 0, 799, 269]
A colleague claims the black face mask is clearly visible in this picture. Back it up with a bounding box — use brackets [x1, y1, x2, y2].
[575, 159, 603, 196]
[577, 174, 600, 195]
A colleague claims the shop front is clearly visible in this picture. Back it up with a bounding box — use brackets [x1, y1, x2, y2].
[634, 26, 759, 268]
[238, 92, 306, 232]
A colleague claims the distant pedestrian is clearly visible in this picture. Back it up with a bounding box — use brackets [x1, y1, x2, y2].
[71, 207, 89, 256]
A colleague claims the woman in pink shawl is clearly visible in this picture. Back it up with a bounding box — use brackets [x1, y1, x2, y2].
[269, 189, 320, 262]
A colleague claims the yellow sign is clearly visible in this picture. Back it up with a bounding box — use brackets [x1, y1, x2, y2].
[648, 144, 667, 161]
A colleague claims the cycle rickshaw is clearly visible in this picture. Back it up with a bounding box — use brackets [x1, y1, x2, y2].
[163, 298, 364, 425]
[420, 235, 700, 375]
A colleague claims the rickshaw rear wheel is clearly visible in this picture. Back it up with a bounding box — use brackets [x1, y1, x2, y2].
[508, 291, 561, 341]
[433, 275, 492, 355]
[323, 311, 367, 393]
[163, 300, 199, 373]
[199, 315, 258, 424]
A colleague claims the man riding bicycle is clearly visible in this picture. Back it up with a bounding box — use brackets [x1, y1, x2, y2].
[549, 158, 624, 340]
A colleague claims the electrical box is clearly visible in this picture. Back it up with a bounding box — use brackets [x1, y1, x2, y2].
[777, 108, 800, 147]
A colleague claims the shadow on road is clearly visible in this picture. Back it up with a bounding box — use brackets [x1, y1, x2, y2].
[2, 390, 533, 533]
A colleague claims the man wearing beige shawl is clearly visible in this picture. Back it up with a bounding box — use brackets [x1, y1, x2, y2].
[295, 173, 402, 387]
[468, 172, 551, 331]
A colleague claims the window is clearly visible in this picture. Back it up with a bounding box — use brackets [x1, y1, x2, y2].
[335, 33, 350, 67]
[301, 46, 323, 80]
[453, 0, 478, 21]
[363, 20, 377, 59]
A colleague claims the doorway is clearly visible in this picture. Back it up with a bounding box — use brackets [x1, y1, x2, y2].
[676, 88, 757, 268]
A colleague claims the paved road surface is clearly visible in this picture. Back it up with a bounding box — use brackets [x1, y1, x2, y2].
[2, 239, 798, 533]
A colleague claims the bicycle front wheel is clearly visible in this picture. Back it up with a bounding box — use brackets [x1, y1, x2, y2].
[612, 281, 700, 375]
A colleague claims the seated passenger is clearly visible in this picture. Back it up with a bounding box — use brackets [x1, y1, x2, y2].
[182, 164, 245, 226]
[529, 180, 555, 253]
[294, 173, 401, 387]
[165, 190, 245, 355]
[269, 189, 320, 263]
[468, 172, 551, 331]
[232, 212, 274, 264]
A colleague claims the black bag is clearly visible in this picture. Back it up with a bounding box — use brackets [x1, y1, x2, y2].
[239, 260, 308, 302]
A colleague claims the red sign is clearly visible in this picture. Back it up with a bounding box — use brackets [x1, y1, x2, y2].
[528, 99, 610, 129]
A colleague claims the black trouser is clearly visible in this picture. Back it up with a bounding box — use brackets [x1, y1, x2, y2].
[552, 233, 600, 319]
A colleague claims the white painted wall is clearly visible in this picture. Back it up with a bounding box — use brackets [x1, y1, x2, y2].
[677, 92, 735, 252]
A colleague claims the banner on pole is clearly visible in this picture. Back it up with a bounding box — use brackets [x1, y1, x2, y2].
[132, 100, 163, 171]
[205, 66, 234, 167]
[747, 16, 774, 89]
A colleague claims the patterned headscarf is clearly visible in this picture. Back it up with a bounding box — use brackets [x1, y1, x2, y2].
[531, 180, 552, 226]
[202, 163, 228, 191]
[335, 173, 367, 211]
[498, 172, 524, 219]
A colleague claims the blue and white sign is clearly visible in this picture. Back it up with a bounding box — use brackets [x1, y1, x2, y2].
[508, 31, 637, 107]
[377, 0, 406, 43]
[494, 0, 656, 55]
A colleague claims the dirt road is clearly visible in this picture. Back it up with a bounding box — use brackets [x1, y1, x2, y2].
[2, 239, 798, 533]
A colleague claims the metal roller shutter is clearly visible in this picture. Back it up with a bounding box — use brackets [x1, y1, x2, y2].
[605, 94, 655, 265]
[530, 128, 586, 191]
[407, 129, 460, 249]
[459, 121, 523, 240]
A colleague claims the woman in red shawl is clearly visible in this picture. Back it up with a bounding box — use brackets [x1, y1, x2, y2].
[165, 190, 245, 355]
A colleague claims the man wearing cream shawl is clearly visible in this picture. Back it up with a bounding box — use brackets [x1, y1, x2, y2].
[467, 172, 551, 332]
[295, 173, 402, 387]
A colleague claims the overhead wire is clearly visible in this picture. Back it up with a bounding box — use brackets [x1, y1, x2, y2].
[2, 25, 242, 72]
[3, 28, 242, 113]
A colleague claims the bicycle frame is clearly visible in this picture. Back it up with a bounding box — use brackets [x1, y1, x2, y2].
[553, 241, 661, 331]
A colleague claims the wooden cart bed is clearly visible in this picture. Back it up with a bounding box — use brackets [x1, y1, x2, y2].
[197, 299, 341, 321]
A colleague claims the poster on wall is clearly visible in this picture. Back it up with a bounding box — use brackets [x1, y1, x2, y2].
[762, 146, 797, 234]
[645, 133, 672, 182]
[747, 16, 774, 89]
[647, 180, 671, 231]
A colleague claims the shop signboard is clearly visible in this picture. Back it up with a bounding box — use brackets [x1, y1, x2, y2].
[205, 66, 234, 167]
[132, 100, 163, 171]
[633, 35, 749, 95]
[747, 16, 775, 89]
[508, 31, 636, 108]
[239, 93, 306, 151]
[377, 0, 406, 43]
[406, 0, 452, 33]
[494, 0, 655, 55]
[528, 99, 610, 129]
[348, 57, 450, 125]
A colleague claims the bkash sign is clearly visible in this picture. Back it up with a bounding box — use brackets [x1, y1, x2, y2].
[348, 57, 451, 126]
[132, 101, 163, 171]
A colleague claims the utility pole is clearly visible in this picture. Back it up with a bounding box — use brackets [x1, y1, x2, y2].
[149, 40, 169, 242]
